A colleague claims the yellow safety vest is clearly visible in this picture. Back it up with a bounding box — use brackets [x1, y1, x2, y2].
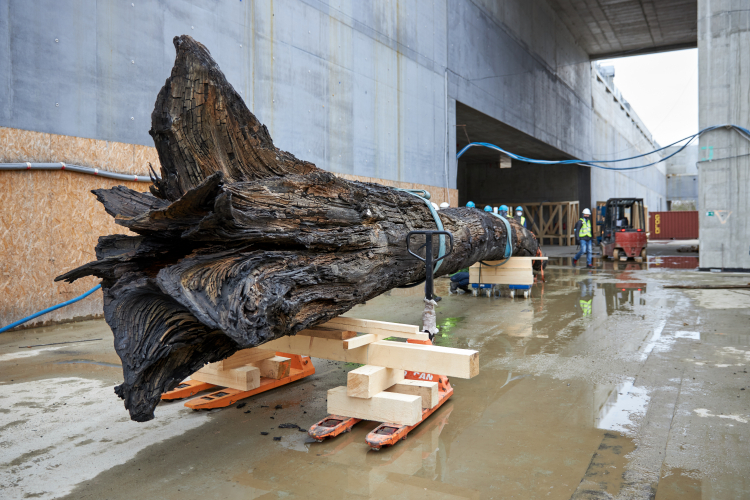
[578, 218, 592, 238]
[517, 215, 526, 226]
[579, 299, 592, 317]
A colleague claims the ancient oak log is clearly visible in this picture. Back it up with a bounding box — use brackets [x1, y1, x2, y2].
[57, 35, 543, 422]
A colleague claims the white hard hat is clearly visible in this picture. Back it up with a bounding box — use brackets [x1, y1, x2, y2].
[582, 208, 591, 215]
[431, 202, 439, 210]
[439, 202, 449, 209]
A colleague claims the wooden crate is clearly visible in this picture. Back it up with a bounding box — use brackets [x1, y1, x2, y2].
[513, 201, 580, 246]
[469, 257, 534, 285]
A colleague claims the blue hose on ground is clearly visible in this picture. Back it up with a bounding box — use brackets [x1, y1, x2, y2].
[0, 284, 102, 334]
[457, 124, 750, 170]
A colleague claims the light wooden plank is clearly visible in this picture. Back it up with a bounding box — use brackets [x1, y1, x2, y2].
[192, 365, 260, 391]
[387, 379, 439, 409]
[347, 365, 404, 398]
[470, 260, 532, 271]
[218, 348, 277, 370]
[367, 340, 479, 379]
[327, 386, 422, 425]
[251, 356, 290, 379]
[469, 270, 533, 281]
[470, 275, 534, 285]
[324, 317, 419, 334]
[322, 317, 428, 341]
[298, 328, 357, 340]
[343, 334, 380, 350]
[256, 336, 370, 364]
[257, 336, 479, 379]
[469, 269, 533, 284]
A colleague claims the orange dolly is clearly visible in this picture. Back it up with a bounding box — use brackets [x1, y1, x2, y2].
[160, 353, 315, 409]
[308, 339, 454, 450]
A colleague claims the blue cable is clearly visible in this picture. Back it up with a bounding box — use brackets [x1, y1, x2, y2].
[0, 284, 102, 334]
[457, 124, 750, 170]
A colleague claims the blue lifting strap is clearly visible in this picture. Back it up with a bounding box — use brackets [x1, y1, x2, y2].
[479, 212, 513, 268]
[395, 189, 446, 275]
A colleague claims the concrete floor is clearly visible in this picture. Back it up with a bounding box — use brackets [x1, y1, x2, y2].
[2, 253, 749, 499]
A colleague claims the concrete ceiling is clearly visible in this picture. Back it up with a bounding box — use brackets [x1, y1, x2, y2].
[546, 0, 697, 59]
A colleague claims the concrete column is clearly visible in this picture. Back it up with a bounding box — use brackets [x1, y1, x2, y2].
[698, 0, 750, 270]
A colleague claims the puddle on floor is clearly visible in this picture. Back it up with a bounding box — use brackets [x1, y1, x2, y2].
[2, 262, 749, 499]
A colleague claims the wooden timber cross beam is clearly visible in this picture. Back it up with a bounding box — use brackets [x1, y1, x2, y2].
[56, 35, 541, 422]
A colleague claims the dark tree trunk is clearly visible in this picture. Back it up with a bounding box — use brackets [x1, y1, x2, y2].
[57, 35, 542, 422]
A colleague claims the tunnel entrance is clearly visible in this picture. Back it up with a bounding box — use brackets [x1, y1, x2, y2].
[456, 102, 590, 212]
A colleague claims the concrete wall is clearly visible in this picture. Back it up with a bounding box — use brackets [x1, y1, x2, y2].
[698, 0, 750, 270]
[0, 0, 667, 204]
[0, 0, 452, 189]
[589, 67, 667, 212]
[447, 0, 593, 163]
[665, 145, 699, 207]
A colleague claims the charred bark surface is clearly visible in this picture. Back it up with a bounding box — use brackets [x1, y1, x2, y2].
[57, 35, 543, 422]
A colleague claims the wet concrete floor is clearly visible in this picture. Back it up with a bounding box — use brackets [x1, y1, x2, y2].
[1, 260, 749, 499]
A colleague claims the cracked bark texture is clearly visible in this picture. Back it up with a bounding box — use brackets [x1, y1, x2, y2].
[57, 35, 543, 422]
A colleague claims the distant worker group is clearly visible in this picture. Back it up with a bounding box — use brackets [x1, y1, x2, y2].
[464, 201, 526, 228]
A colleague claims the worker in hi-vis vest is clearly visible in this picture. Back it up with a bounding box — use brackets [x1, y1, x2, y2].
[573, 208, 593, 268]
[514, 206, 526, 228]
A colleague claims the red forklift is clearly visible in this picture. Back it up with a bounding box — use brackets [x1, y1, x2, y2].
[600, 198, 648, 261]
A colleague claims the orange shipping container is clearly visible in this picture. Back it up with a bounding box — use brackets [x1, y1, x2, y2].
[649, 211, 699, 240]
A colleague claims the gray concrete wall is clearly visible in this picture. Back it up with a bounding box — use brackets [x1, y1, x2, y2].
[589, 67, 667, 212]
[0, 0, 668, 208]
[0, 0, 451, 188]
[447, 0, 593, 162]
[665, 145, 699, 207]
[698, 0, 750, 270]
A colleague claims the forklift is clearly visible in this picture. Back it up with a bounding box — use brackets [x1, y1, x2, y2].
[600, 198, 648, 261]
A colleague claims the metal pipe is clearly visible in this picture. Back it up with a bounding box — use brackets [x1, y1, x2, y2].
[0, 162, 157, 182]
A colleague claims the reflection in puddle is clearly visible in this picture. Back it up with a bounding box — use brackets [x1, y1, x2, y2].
[595, 379, 650, 435]
[641, 319, 667, 359]
[433, 317, 463, 347]
[649, 255, 699, 269]
[674, 331, 701, 340]
[55, 360, 121, 368]
[599, 281, 648, 315]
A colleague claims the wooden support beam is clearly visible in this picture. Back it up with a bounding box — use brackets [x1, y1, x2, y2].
[218, 348, 277, 370]
[192, 365, 260, 391]
[366, 341, 479, 379]
[298, 328, 357, 340]
[343, 334, 379, 350]
[327, 386, 422, 426]
[347, 365, 404, 398]
[322, 317, 428, 341]
[469, 268, 533, 285]
[258, 336, 479, 379]
[386, 380, 438, 409]
[251, 356, 291, 379]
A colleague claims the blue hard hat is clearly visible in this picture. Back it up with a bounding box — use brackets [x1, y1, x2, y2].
[466, 201, 475, 208]
[499, 205, 508, 212]
[515, 206, 523, 212]
[484, 205, 493, 212]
